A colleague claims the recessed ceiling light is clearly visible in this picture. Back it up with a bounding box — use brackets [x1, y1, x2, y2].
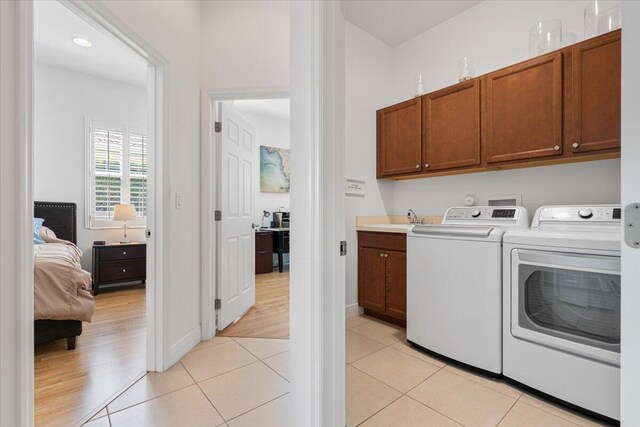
[72, 37, 92, 48]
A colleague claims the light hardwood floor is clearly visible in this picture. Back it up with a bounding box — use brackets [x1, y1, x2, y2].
[35, 287, 146, 427]
[218, 270, 290, 339]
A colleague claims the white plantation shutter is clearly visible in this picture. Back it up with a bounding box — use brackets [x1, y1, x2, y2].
[129, 133, 147, 219]
[88, 120, 147, 228]
[93, 129, 123, 220]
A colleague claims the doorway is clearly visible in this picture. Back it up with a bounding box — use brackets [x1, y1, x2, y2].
[216, 98, 291, 340]
[31, 1, 165, 425]
[201, 96, 291, 341]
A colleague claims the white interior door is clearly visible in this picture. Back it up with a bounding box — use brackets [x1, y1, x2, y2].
[217, 102, 256, 330]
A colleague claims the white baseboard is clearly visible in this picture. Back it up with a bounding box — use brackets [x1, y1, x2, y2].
[345, 303, 363, 319]
[169, 325, 202, 366]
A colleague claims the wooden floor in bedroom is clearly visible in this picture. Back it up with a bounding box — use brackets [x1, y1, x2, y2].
[34, 286, 146, 427]
[218, 269, 290, 339]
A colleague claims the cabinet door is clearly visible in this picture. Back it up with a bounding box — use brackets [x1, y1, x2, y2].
[358, 247, 386, 313]
[385, 250, 407, 321]
[377, 98, 422, 177]
[571, 30, 621, 153]
[485, 52, 563, 164]
[423, 79, 481, 171]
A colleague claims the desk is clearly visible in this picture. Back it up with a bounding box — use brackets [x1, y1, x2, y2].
[259, 228, 289, 273]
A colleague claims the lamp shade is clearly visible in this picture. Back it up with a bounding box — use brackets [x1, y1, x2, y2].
[113, 204, 137, 221]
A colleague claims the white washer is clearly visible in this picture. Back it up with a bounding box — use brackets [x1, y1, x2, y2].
[407, 206, 530, 375]
[503, 205, 621, 421]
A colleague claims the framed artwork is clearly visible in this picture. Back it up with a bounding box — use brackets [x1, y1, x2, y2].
[260, 145, 290, 193]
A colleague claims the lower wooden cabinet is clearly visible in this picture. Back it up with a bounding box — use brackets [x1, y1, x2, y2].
[358, 231, 407, 324]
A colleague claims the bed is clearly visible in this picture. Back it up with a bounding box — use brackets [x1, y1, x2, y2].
[34, 201, 94, 350]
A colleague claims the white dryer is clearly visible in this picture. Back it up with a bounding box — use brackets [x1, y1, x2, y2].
[503, 205, 621, 421]
[407, 206, 529, 376]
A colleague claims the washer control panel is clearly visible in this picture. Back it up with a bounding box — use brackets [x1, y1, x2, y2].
[537, 206, 621, 223]
[446, 207, 518, 221]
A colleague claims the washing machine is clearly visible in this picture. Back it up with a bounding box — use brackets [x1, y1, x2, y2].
[503, 205, 621, 421]
[407, 206, 529, 375]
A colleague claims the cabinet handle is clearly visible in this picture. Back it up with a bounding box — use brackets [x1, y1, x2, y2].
[384, 253, 389, 258]
[424, 163, 429, 168]
[553, 145, 560, 151]
[572, 142, 580, 149]
[122, 269, 127, 273]
[380, 253, 384, 257]
[123, 251, 127, 255]
[415, 164, 420, 169]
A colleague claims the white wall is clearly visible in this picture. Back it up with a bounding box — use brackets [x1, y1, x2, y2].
[34, 64, 146, 271]
[233, 108, 291, 224]
[621, 2, 640, 424]
[96, 0, 202, 364]
[344, 23, 395, 306]
[389, 0, 621, 216]
[200, 0, 290, 90]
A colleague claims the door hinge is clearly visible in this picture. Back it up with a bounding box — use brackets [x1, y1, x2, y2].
[214, 121, 222, 133]
[624, 203, 640, 249]
[215, 299, 221, 310]
[340, 240, 347, 256]
[214, 210, 222, 221]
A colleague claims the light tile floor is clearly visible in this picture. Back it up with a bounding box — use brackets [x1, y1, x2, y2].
[84, 315, 611, 427]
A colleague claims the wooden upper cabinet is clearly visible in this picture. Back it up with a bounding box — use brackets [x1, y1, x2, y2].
[377, 98, 422, 177]
[484, 52, 563, 164]
[423, 79, 481, 171]
[571, 30, 621, 154]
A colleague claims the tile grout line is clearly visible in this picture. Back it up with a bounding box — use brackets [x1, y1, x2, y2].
[493, 392, 520, 427]
[441, 367, 523, 400]
[517, 396, 594, 427]
[259, 357, 290, 383]
[231, 336, 290, 361]
[180, 360, 226, 423]
[106, 382, 196, 416]
[354, 394, 405, 427]
[403, 394, 465, 426]
[223, 392, 290, 424]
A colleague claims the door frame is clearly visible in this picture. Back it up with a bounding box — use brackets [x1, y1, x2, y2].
[200, 87, 289, 340]
[621, 1, 640, 424]
[1, 1, 170, 424]
[59, 0, 170, 373]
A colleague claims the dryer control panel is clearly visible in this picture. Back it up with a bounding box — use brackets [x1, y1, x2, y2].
[537, 206, 621, 224]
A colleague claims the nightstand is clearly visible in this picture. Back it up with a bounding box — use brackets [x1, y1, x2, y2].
[92, 242, 146, 295]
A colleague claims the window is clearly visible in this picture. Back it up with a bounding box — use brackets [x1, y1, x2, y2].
[87, 118, 147, 228]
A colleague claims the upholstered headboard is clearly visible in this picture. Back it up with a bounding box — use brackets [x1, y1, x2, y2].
[34, 202, 77, 244]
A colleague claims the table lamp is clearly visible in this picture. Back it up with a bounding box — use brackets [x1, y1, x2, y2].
[113, 204, 137, 243]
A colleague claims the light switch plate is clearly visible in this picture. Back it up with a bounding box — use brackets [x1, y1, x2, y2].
[624, 203, 640, 249]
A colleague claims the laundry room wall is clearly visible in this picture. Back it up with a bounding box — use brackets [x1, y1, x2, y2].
[389, 0, 621, 217]
[344, 22, 396, 307]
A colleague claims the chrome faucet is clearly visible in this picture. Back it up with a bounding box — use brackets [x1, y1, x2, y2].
[407, 209, 423, 224]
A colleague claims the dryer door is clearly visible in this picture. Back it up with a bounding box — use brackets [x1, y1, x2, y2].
[510, 249, 621, 366]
